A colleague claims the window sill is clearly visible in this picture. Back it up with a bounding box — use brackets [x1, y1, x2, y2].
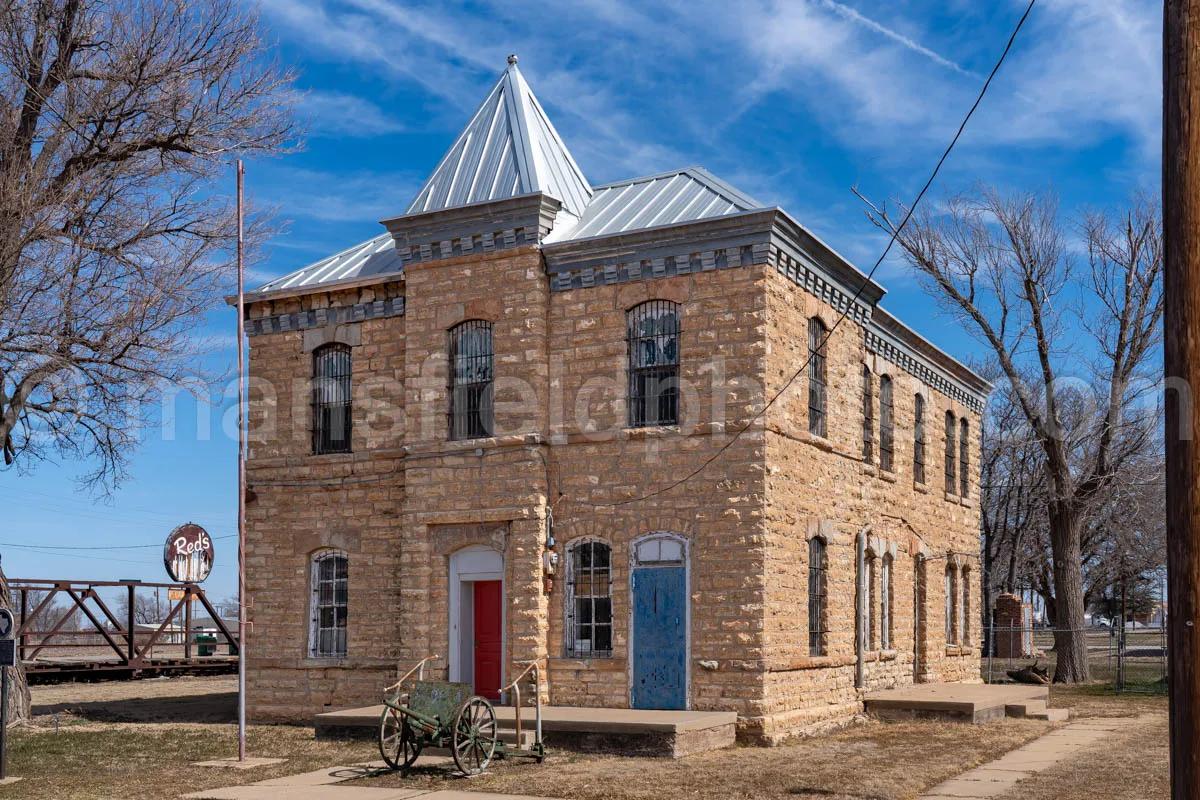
[876, 470, 898, 484]
[945, 646, 977, 657]
[944, 491, 960, 503]
[861, 463, 877, 476]
[767, 654, 857, 671]
[913, 481, 929, 494]
[623, 424, 682, 440]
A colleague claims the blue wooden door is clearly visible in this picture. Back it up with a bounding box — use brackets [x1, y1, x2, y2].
[632, 566, 687, 709]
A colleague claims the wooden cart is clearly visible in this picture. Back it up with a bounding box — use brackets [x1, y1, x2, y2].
[378, 655, 545, 776]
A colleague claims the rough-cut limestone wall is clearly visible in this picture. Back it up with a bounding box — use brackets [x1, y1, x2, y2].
[542, 268, 770, 720]
[757, 267, 982, 743]
[244, 286, 407, 722]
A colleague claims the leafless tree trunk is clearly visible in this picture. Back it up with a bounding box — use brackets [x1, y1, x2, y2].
[863, 189, 1163, 682]
[0, 564, 31, 724]
[0, 0, 297, 720]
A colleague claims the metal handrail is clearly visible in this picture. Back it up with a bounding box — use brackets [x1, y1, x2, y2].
[385, 654, 438, 693]
[500, 659, 543, 751]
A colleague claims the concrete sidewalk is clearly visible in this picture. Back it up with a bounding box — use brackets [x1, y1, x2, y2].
[183, 756, 559, 800]
[917, 717, 1138, 799]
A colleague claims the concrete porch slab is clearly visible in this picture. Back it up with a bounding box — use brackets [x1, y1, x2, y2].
[864, 683, 1050, 724]
[316, 704, 738, 758]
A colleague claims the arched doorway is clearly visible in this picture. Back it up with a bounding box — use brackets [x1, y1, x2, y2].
[449, 545, 504, 700]
[630, 533, 689, 710]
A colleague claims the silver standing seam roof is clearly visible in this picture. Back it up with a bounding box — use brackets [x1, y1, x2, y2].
[405, 55, 592, 219]
[249, 233, 403, 297]
[547, 166, 762, 243]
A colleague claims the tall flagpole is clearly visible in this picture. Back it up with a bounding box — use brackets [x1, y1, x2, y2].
[236, 159, 248, 762]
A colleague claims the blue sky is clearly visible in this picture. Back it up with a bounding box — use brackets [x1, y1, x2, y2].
[3, 0, 1161, 602]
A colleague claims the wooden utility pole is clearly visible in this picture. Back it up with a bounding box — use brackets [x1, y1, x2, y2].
[1165, 2, 1200, 796]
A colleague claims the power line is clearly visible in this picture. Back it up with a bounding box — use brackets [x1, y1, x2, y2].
[0, 534, 236, 551]
[580, 0, 1038, 510]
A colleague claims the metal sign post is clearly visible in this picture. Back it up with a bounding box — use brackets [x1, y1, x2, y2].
[0, 607, 14, 781]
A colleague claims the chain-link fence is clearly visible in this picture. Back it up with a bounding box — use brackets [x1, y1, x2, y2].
[982, 624, 1166, 693]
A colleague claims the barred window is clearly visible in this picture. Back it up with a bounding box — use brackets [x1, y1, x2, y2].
[961, 567, 971, 647]
[310, 551, 348, 658]
[945, 565, 958, 646]
[808, 537, 828, 656]
[808, 318, 828, 438]
[565, 541, 613, 658]
[627, 301, 679, 427]
[959, 419, 970, 498]
[861, 366, 874, 463]
[867, 553, 878, 651]
[944, 412, 957, 494]
[913, 394, 926, 484]
[448, 320, 494, 440]
[313, 344, 352, 454]
[881, 554, 893, 651]
[879, 376, 894, 472]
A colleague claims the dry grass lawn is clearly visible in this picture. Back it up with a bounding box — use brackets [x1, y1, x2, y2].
[355, 717, 1050, 800]
[7, 677, 1168, 800]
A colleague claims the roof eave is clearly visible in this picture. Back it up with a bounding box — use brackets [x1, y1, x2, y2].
[225, 268, 407, 307]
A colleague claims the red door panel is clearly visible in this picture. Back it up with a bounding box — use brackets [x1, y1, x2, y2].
[473, 580, 503, 700]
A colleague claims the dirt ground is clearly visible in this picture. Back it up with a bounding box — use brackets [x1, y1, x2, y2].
[6, 677, 1170, 800]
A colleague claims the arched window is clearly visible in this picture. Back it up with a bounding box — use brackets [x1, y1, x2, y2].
[861, 366, 874, 463]
[866, 552, 878, 651]
[310, 550, 348, 658]
[945, 565, 958, 646]
[808, 537, 828, 656]
[959, 418, 970, 498]
[448, 320, 494, 440]
[627, 301, 680, 427]
[565, 540, 613, 658]
[808, 318, 828, 438]
[961, 566, 971, 647]
[313, 344, 352, 454]
[879, 376, 894, 472]
[913, 394, 926, 484]
[944, 411, 957, 494]
[881, 554, 893, 651]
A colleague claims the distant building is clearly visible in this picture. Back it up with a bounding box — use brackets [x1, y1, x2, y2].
[237, 58, 988, 742]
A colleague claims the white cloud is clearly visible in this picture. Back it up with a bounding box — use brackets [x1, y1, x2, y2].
[298, 90, 405, 138]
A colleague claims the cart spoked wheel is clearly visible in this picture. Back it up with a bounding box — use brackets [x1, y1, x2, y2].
[452, 696, 498, 776]
[379, 706, 422, 771]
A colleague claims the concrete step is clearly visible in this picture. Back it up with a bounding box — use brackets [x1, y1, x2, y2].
[1028, 708, 1070, 722]
[1004, 700, 1068, 722]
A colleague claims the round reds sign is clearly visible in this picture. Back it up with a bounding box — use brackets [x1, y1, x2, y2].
[164, 523, 214, 583]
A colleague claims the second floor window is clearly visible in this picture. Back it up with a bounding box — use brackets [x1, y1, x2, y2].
[861, 366, 873, 463]
[808, 318, 828, 438]
[448, 320, 494, 440]
[945, 412, 957, 494]
[959, 419, 970, 498]
[628, 301, 679, 427]
[879, 376, 894, 472]
[913, 394, 926, 484]
[313, 344, 352, 454]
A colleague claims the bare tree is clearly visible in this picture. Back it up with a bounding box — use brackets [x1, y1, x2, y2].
[114, 588, 160, 625]
[0, 0, 297, 720]
[864, 189, 1163, 682]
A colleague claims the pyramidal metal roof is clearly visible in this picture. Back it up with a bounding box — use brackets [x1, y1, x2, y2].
[548, 166, 763, 243]
[405, 55, 592, 218]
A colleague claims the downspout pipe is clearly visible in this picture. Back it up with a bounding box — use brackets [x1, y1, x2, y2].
[856, 526, 870, 690]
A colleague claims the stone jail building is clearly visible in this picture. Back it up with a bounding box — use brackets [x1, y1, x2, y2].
[238, 57, 989, 743]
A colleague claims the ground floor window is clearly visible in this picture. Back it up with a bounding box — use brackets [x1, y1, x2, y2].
[881, 554, 892, 651]
[310, 550, 348, 658]
[945, 565, 959, 646]
[809, 537, 828, 656]
[566, 540, 613, 658]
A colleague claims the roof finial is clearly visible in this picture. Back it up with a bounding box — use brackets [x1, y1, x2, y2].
[507, 54, 518, 66]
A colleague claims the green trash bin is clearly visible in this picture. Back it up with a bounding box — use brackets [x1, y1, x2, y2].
[196, 633, 217, 657]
